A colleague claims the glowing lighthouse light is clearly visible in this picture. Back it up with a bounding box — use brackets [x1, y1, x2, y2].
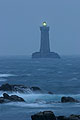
[42, 22, 47, 26]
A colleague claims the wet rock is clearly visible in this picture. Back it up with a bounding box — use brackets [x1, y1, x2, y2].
[0, 83, 42, 93]
[69, 114, 80, 120]
[48, 91, 54, 94]
[0, 93, 25, 103]
[0, 83, 28, 93]
[0, 83, 12, 91]
[31, 111, 56, 120]
[12, 85, 28, 93]
[3, 93, 10, 99]
[0, 97, 4, 103]
[57, 115, 80, 120]
[31, 111, 80, 120]
[30, 87, 41, 91]
[61, 96, 79, 103]
[57, 116, 69, 120]
[9, 95, 25, 102]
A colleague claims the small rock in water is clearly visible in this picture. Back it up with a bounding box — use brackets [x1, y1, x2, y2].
[61, 96, 79, 103]
[30, 86, 41, 91]
[31, 111, 56, 120]
[48, 91, 54, 94]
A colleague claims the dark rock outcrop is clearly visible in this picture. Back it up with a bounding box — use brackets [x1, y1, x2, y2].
[31, 111, 56, 120]
[31, 111, 80, 120]
[0, 93, 25, 103]
[9, 95, 25, 102]
[57, 115, 80, 120]
[61, 96, 79, 103]
[57, 116, 69, 120]
[0, 83, 12, 91]
[0, 83, 28, 93]
[48, 91, 54, 94]
[69, 114, 80, 120]
[0, 83, 42, 93]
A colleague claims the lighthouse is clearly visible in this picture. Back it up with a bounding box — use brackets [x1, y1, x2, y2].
[40, 22, 50, 54]
[32, 22, 60, 58]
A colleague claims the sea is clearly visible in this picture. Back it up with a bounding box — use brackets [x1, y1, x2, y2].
[0, 56, 80, 120]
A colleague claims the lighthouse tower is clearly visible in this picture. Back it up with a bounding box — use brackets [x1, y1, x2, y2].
[40, 22, 50, 54]
[32, 22, 60, 58]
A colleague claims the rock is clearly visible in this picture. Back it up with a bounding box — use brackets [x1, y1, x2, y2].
[3, 93, 10, 99]
[31, 111, 56, 120]
[0, 83, 28, 93]
[61, 96, 79, 103]
[30, 87, 41, 91]
[31, 111, 80, 120]
[12, 85, 28, 93]
[0, 83, 12, 91]
[9, 95, 25, 102]
[0, 83, 42, 93]
[0, 97, 4, 103]
[56, 115, 80, 120]
[69, 114, 80, 120]
[57, 116, 69, 120]
[0, 93, 25, 103]
[48, 91, 53, 94]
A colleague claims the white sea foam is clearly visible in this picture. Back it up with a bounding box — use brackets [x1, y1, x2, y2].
[1, 92, 80, 108]
[0, 74, 16, 78]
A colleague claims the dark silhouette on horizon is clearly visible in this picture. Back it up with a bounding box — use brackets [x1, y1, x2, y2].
[32, 22, 60, 58]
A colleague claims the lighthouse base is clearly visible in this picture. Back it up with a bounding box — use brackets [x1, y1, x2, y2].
[32, 52, 60, 58]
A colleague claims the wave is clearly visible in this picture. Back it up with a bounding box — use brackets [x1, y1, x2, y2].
[1, 92, 80, 109]
[69, 77, 78, 81]
[0, 78, 7, 82]
[6, 102, 57, 108]
[0, 92, 80, 104]
[72, 72, 79, 75]
[0, 74, 16, 78]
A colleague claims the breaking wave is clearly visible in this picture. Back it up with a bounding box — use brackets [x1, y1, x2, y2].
[0, 74, 16, 78]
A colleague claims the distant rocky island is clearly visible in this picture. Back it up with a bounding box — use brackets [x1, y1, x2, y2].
[32, 22, 60, 58]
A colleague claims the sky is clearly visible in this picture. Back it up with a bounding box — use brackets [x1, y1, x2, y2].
[0, 0, 80, 56]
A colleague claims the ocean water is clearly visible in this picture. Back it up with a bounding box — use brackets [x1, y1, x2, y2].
[0, 56, 80, 120]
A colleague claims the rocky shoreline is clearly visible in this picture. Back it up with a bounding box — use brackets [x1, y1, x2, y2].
[31, 111, 80, 120]
[0, 83, 42, 93]
[0, 83, 80, 104]
[0, 83, 80, 119]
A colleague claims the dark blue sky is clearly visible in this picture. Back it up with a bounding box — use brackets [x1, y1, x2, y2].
[0, 0, 80, 56]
